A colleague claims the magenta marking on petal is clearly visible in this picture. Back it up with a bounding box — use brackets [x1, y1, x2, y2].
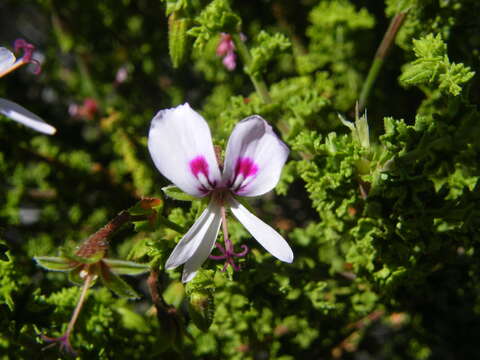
[235, 157, 258, 178]
[190, 156, 209, 178]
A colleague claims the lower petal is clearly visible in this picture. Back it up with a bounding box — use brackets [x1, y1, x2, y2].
[229, 198, 293, 263]
[165, 202, 222, 270]
[0, 98, 56, 135]
[182, 211, 222, 282]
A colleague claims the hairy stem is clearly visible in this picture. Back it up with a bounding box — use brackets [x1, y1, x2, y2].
[65, 272, 93, 338]
[75, 204, 183, 259]
[220, 206, 233, 253]
[358, 11, 408, 111]
[232, 33, 272, 104]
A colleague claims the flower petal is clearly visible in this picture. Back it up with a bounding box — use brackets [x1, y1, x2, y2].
[0, 98, 56, 135]
[222, 115, 289, 197]
[182, 209, 222, 282]
[0, 48, 15, 74]
[165, 202, 222, 270]
[229, 198, 293, 263]
[148, 103, 221, 197]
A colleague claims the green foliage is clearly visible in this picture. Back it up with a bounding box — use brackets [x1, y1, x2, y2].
[2, 0, 480, 358]
[247, 31, 291, 78]
[188, 0, 241, 50]
[400, 33, 475, 96]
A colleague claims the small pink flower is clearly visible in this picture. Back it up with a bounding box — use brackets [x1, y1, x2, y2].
[216, 33, 236, 71]
[69, 98, 99, 120]
[222, 51, 237, 71]
[148, 103, 294, 282]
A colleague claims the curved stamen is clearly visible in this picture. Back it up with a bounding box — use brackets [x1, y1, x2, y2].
[208, 206, 249, 271]
[14, 38, 42, 74]
[232, 244, 249, 257]
[0, 39, 41, 78]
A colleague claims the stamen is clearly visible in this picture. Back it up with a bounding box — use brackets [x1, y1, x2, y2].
[208, 206, 249, 271]
[0, 39, 41, 78]
[14, 38, 41, 74]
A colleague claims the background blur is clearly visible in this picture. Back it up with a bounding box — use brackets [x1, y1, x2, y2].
[1, 0, 480, 359]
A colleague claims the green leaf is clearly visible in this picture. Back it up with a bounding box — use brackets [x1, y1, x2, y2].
[168, 13, 191, 68]
[34, 256, 79, 272]
[102, 259, 150, 276]
[162, 185, 197, 201]
[100, 263, 140, 299]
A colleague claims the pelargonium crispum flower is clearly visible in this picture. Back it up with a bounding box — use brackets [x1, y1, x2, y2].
[148, 103, 293, 282]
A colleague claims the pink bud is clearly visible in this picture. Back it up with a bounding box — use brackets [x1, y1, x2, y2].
[216, 33, 234, 57]
[222, 51, 237, 71]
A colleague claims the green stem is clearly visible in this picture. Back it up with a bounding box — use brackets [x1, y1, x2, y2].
[358, 11, 408, 111]
[232, 33, 272, 104]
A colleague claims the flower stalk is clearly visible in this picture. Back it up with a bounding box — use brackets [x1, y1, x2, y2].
[231, 33, 272, 104]
[358, 11, 409, 111]
[41, 272, 94, 354]
[208, 206, 249, 271]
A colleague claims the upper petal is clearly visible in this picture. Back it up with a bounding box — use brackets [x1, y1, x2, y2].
[0, 98, 56, 135]
[229, 198, 293, 263]
[222, 115, 289, 197]
[165, 202, 222, 270]
[148, 103, 221, 197]
[0, 48, 15, 75]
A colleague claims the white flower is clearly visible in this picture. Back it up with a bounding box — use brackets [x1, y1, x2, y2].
[0, 44, 56, 135]
[148, 103, 294, 282]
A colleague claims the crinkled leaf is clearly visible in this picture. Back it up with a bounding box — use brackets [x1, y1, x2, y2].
[399, 33, 475, 96]
[247, 31, 291, 78]
[102, 258, 150, 276]
[185, 269, 215, 295]
[188, 0, 241, 51]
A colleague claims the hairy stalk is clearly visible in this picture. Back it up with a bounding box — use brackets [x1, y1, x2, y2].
[231, 33, 272, 104]
[65, 273, 93, 338]
[76, 210, 148, 257]
[42, 273, 94, 354]
[76, 206, 183, 258]
[358, 11, 409, 111]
